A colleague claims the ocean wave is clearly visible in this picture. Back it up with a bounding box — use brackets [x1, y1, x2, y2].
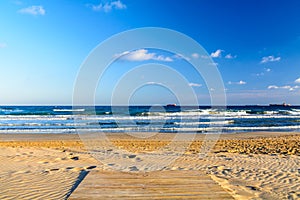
[1, 113, 300, 123]
[53, 108, 85, 112]
[1, 124, 300, 134]
[174, 120, 234, 125]
[1, 106, 300, 134]
[0, 115, 71, 121]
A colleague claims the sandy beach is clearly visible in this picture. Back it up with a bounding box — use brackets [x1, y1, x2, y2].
[1, 132, 300, 199]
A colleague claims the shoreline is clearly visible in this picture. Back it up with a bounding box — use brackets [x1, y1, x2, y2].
[1, 130, 299, 140]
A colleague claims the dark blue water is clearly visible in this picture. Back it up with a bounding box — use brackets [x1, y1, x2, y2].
[1, 105, 300, 134]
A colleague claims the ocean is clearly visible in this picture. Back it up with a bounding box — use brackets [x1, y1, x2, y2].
[1, 105, 300, 134]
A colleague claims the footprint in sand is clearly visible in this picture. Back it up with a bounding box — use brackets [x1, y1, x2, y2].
[56, 167, 83, 172]
[85, 166, 97, 170]
[127, 154, 136, 159]
[49, 168, 60, 171]
[129, 166, 139, 171]
[65, 167, 74, 170]
[68, 156, 79, 161]
[135, 157, 142, 162]
[246, 185, 260, 191]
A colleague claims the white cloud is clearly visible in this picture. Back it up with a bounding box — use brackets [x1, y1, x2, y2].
[228, 80, 246, 85]
[188, 83, 202, 87]
[91, 0, 126, 12]
[225, 54, 237, 59]
[155, 55, 173, 62]
[18, 5, 45, 15]
[116, 49, 173, 62]
[255, 72, 264, 77]
[281, 85, 292, 89]
[0, 43, 7, 48]
[295, 78, 300, 83]
[268, 85, 299, 91]
[265, 68, 271, 72]
[210, 49, 236, 59]
[268, 85, 279, 89]
[269, 79, 300, 92]
[225, 54, 233, 59]
[191, 53, 199, 59]
[255, 68, 271, 77]
[269, 85, 279, 89]
[210, 49, 223, 58]
[173, 54, 191, 61]
[260, 55, 281, 64]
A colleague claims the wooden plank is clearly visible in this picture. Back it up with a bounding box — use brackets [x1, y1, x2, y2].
[69, 170, 233, 200]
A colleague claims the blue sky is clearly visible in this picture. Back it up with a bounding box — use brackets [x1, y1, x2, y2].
[1, 0, 300, 105]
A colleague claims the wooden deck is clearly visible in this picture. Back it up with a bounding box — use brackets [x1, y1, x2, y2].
[69, 170, 233, 199]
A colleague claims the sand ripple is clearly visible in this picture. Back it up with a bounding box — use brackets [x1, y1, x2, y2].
[0, 147, 97, 200]
[1, 133, 300, 199]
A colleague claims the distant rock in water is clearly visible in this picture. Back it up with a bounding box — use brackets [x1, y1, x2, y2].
[166, 104, 177, 107]
[269, 102, 291, 107]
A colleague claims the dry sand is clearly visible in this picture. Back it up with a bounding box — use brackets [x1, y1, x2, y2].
[0, 132, 300, 199]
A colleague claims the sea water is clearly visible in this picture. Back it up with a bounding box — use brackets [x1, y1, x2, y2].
[1, 105, 300, 134]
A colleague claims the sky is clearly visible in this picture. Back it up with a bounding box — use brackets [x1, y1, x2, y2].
[1, 0, 300, 105]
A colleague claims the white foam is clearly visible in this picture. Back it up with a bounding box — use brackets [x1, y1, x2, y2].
[174, 120, 234, 125]
[53, 109, 85, 112]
